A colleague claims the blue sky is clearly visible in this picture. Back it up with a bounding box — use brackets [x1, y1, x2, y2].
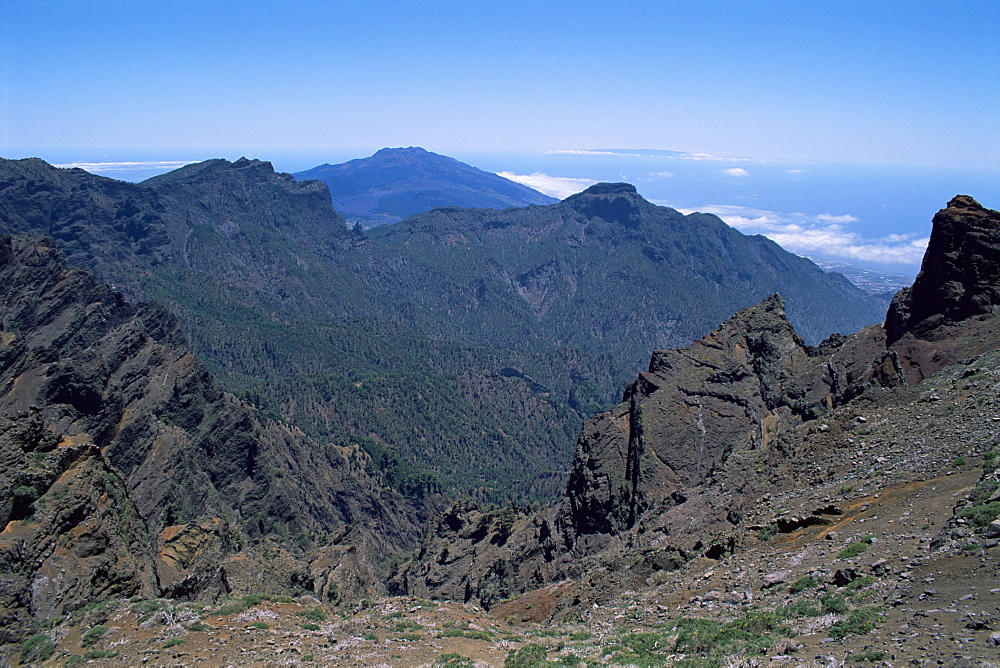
[1, 1, 997, 275]
[2, 0, 997, 167]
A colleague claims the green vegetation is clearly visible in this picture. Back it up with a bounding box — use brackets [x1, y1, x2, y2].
[821, 593, 848, 614]
[163, 638, 187, 648]
[248, 622, 269, 630]
[505, 643, 549, 667]
[20, 633, 56, 663]
[957, 472, 1000, 527]
[83, 650, 119, 660]
[131, 599, 165, 623]
[789, 575, 819, 593]
[212, 594, 264, 617]
[845, 575, 877, 591]
[829, 606, 883, 639]
[363, 632, 378, 641]
[443, 628, 494, 640]
[756, 523, 779, 541]
[300, 622, 320, 631]
[394, 633, 422, 641]
[837, 535, 874, 559]
[81, 624, 109, 647]
[435, 654, 477, 667]
[781, 599, 823, 617]
[296, 606, 328, 622]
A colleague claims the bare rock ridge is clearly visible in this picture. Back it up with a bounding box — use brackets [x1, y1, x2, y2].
[393, 195, 1000, 612]
[0, 234, 417, 648]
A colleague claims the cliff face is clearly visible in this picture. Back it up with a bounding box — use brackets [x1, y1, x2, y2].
[0, 234, 417, 646]
[558, 294, 826, 542]
[887, 195, 1000, 343]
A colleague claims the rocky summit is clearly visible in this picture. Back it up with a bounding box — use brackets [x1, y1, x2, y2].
[0, 195, 998, 666]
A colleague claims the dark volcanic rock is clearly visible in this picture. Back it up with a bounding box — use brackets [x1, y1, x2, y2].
[887, 195, 1000, 343]
[0, 410, 156, 647]
[558, 294, 828, 544]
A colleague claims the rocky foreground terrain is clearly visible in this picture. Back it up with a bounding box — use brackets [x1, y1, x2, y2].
[2, 195, 998, 666]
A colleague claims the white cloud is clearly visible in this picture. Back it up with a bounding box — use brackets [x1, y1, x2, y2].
[545, 149, 644, 157]
[497, 171, 597, 199]
[650, 171, 674, 179]
[721, 167, 749, 177]
[787, 169, 805, 174]
[54, 160, 195, 173]
[676, 203, 928, 266]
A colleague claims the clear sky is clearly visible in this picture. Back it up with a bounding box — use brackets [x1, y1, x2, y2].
[2, 0, 998, 169]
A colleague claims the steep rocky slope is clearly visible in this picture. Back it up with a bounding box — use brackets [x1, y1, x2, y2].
[0, 234, 418, 659]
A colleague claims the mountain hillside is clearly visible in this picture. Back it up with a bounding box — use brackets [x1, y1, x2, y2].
[294, 147, 557, 226]
[0, 158, 888, 504]
[370, 182, 887, 370]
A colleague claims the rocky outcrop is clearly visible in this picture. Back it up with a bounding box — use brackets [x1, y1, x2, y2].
[0, 410, 156, 646]
[887, 195, 1000, 343]
[558, 294, 828, 545]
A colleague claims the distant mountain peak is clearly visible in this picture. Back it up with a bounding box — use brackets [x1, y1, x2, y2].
[578, 182, 638, 196]
[294, 148, 556, 225]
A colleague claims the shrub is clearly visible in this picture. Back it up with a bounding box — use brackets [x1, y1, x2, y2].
[131, 599, 165, 623]
[821, 593, 848, 614]
[435, 654, 476, 667]
[829, 606, 882, 639]
[296, 606, 328, 622]
[83, 650, 119, 660]
[957, 500, 1000, 528]
[248, 622, 269, 630]
[782, 600, 822, 617]
[213, 594, 264, 617]
[505, 643, 548, 668]
[790, 575, 819, 593]
[300, 622, 320, 631]
[163, 638, 186, 648]
[845, 575, 877, 591]
[81, 624, 109, 647]
[837, 536, 874, 559]
[20, 633, 56, 663]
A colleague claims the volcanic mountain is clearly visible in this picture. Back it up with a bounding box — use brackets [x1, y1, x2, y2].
[293, 147, 557, 226]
